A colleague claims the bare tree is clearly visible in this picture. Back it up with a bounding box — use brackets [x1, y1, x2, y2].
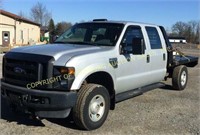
[188, 21, 197, 43]
[30, 2, 51, 26]
[172, 21, 187, 36]
[44, 12, 52, 27]
[196, 22, 200, 44]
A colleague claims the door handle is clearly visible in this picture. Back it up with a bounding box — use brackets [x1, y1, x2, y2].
[163, 53, 166, 61]
[147, 55, 150, 63]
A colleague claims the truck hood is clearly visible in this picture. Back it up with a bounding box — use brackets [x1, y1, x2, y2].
[10, 44, 112, 64]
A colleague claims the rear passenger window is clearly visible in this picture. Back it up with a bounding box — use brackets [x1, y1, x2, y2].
[146, 27, 162, 49]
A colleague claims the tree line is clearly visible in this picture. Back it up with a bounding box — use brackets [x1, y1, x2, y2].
[168, 20, 199, 44]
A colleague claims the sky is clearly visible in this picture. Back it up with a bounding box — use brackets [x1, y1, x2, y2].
[0, 0, 199, 28]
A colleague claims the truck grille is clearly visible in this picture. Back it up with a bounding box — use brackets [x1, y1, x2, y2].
[4, 58, 39, 87]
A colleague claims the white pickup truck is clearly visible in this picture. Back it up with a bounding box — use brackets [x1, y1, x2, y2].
[1, 19, 198, 130]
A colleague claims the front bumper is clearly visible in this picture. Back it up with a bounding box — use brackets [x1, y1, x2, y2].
[1, 80, 77, 118]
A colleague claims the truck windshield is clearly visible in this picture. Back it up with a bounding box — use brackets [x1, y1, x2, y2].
[54, 23, 124, 46]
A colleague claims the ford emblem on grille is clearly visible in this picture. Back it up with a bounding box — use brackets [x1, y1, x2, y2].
[14, 67, 26, 74]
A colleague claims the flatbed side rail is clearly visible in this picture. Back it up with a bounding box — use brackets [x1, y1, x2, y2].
[173, 55, 198, 67]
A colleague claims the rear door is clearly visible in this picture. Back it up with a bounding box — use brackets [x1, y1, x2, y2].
[145, 26, 167, 83]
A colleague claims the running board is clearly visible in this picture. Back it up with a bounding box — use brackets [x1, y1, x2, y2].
[115, 83, 165, 103]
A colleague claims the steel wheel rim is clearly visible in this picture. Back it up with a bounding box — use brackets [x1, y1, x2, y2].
[89, 95, 105, 122]
[181, 71, 187, 86]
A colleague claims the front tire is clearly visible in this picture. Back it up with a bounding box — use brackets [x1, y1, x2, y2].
[73, 84, 110, 130]
[172, 65, 188, 90]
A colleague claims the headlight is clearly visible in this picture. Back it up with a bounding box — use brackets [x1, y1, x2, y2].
[53, 67, 75, 90]
[54, 67, 75, 76]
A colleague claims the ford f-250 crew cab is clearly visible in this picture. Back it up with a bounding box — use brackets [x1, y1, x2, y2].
[1, 19, 198, 130]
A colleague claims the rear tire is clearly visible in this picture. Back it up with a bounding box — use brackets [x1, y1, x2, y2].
[73, 84, 110, 130]
[172, 65, 188, 90]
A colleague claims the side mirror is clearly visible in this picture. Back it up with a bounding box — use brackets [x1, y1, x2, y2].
[131, 37, 145, 54]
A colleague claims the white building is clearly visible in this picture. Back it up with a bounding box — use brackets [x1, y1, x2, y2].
[169, 37, 187, 44]
[0, 10, 40, 52]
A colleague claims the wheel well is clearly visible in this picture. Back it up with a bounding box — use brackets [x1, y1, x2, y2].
[85, 72, 115, 110]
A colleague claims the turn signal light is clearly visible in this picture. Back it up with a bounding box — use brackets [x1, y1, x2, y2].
[60, 67, 75, 75]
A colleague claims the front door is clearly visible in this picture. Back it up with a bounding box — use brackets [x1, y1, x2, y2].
[2, 31, 10, 47]
[115, 26, 152, 94]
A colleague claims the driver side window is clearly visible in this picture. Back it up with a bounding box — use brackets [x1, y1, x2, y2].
[121, 26, 145, 54]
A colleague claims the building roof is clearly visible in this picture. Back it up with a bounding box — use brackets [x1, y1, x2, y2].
[0, 10, 40, 26]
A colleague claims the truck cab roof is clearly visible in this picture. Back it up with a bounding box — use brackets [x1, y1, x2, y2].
[83, 19, 159, 27]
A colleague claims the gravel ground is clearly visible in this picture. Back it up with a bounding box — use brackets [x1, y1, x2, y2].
[0, 45, 199, 135]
